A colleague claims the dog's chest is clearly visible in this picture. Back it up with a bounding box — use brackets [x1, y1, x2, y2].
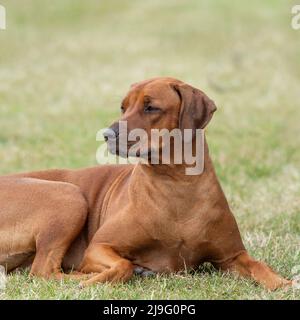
[130, 218, 211, 273]
[131, 239, 207, 273]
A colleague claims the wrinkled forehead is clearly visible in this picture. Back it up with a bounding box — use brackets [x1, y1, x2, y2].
[124, 80, 180, 106]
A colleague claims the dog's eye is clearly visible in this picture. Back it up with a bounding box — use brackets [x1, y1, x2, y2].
[144, 105, 161, 113]
[120, 106, 125, 113]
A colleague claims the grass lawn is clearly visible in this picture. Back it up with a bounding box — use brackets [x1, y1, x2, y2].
[0, 0, 299, 299]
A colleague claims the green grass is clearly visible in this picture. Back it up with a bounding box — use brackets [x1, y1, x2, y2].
[0, 0, 299, 300]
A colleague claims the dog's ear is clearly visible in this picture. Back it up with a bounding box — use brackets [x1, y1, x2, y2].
[171, 83, 217, 133]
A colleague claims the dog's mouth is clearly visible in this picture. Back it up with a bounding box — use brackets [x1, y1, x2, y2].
[106, 139, 152, 159]
[107, 139, 148, 158]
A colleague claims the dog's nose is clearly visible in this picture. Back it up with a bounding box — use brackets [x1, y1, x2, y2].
[103, 129, 117, 142]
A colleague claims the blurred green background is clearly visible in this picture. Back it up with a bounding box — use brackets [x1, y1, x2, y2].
[0, 0, 299, 299]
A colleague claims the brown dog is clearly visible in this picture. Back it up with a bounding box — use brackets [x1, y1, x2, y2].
[0, 77, 291, 290]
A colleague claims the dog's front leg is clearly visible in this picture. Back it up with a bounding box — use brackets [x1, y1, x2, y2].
[215, 251, 291, 290]
[78, 243, 134, 287]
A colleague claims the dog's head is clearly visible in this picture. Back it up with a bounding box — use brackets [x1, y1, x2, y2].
[104, 77, 217, 158]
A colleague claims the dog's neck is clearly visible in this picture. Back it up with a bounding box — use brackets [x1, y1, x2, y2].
[129, 136, 223, 220]
[130, 136, 219, 207]
[136, 135, 214, 182]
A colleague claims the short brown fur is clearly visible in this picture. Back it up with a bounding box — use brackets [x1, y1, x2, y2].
[0, 77, 291, 290]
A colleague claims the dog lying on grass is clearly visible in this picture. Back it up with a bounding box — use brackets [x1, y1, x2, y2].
[0, 77, 292, 290]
